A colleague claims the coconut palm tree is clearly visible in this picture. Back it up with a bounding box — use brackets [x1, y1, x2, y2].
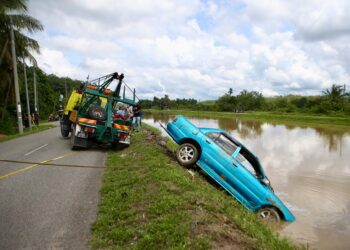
[0, 0, 43, 121]
[0, 0, 43, 60]
[322, 84, 349, 111]
[322, 84, 347, 102]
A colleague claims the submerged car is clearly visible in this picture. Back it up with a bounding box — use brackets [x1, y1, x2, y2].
[165, 115, 295, 223]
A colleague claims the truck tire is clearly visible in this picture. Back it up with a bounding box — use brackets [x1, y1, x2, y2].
[88, 105, 106, 121]
[60, 121, 70, 138]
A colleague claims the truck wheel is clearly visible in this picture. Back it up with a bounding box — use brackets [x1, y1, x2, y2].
[257, 207, 280, 223]
[176, 143, 199, 167]
[60, 122, 70, 138]
[88, 105, 106, 121]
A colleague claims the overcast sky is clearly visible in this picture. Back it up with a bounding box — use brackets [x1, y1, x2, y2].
[27, 0, 350, 100]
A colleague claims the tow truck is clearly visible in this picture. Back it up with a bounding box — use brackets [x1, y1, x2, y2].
[60, 72, 136, 149]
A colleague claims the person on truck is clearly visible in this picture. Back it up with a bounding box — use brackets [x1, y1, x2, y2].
[114, 105, 130, 120]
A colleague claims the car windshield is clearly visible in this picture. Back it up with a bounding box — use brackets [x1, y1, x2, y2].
[206, 132, 263, 178]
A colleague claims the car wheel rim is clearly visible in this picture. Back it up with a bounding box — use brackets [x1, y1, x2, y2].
[260, 210, 271, 220]
[259, 209, 279, 223]
[179, 146, 194, 162]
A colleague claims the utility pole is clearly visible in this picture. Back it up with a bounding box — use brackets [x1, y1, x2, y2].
[10, 16, 23, 134]
[23, 54, 32, 130]
[33, 65, 38, 114]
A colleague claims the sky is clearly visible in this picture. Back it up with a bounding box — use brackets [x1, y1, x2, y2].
[27, 0, 350, 100]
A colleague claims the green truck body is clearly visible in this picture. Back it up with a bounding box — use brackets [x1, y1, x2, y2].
[60, 72, 136, 149]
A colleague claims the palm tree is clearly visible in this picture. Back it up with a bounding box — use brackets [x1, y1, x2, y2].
[322, 84, 348, 110]
[322, 84, 347, 102]
[0, 0, 43, 121]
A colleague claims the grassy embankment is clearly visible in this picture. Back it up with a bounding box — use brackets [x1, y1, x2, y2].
[145, 109, 350, 129]
[0, 122, 57, 142]
[90, 124, 301, 249]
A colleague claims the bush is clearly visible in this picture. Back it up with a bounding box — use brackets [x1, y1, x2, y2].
[0, 116, 17, 135]
[310, 102, 331, 114]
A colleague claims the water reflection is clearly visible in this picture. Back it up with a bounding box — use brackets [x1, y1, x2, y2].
[150, 113, 173, 124]
[144, 113, 350, 154]
[315, 127, 347, 154]
[143, 114, 350, 249]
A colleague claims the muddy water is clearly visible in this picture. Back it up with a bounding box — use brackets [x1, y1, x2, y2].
[143, 113, 350, 249]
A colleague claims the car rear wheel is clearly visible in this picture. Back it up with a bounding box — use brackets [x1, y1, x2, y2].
[257, 207, 281, 223]
[176, 143, 199, 167]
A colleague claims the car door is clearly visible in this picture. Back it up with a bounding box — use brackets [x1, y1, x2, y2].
[200, 132, 253, 207]
[231, 146, 268, 208]
[202, 132, 264, 209]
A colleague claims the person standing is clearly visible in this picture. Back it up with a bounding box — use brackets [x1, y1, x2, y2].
[132, 103, 141, 132]
[23, 113, 29, 128]
[33, 112, 39, 125]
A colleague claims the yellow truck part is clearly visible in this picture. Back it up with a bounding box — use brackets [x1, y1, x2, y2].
[64, 91, 82, 115]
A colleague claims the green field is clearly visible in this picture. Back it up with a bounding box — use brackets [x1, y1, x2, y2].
[90, 125, 301, 249]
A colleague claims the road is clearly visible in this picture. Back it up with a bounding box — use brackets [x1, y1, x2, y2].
[0, 124, 106, 250]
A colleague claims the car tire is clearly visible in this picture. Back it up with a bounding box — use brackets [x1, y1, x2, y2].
[88, 105, 106, 121]
[257, 207, 281, 223]
[176, 143, 199, 167]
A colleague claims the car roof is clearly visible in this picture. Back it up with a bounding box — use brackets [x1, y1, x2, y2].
[199, 128, 243, 145]
[199, 127, 225, 134]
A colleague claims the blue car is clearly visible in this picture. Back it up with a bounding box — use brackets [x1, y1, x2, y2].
[165, 115, 295, 223]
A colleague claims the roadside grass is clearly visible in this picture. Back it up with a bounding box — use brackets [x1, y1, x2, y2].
[0, 123, 56, 142]
[91, 128, 300, 249]
[144, 109, 350, 129]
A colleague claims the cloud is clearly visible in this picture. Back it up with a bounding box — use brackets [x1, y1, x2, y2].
[34, 48, 81, 78]
[27, 0, 350, 99]
[293, 0, 350, 41]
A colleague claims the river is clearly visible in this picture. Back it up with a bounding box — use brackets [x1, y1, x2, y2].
[142, 113, 350, 249]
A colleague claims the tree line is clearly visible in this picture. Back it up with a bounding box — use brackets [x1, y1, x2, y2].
[1, 62, 81, 134]
[140, 84, 350, 115]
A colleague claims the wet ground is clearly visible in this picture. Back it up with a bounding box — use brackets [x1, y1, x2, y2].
[143, 113, 350, 250]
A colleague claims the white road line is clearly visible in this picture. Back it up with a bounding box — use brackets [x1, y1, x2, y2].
[24, 144, 49, 156]
[52, 155, 65, 161]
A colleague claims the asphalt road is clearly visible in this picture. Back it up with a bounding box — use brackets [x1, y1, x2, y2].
[0, 124, 106, 250]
